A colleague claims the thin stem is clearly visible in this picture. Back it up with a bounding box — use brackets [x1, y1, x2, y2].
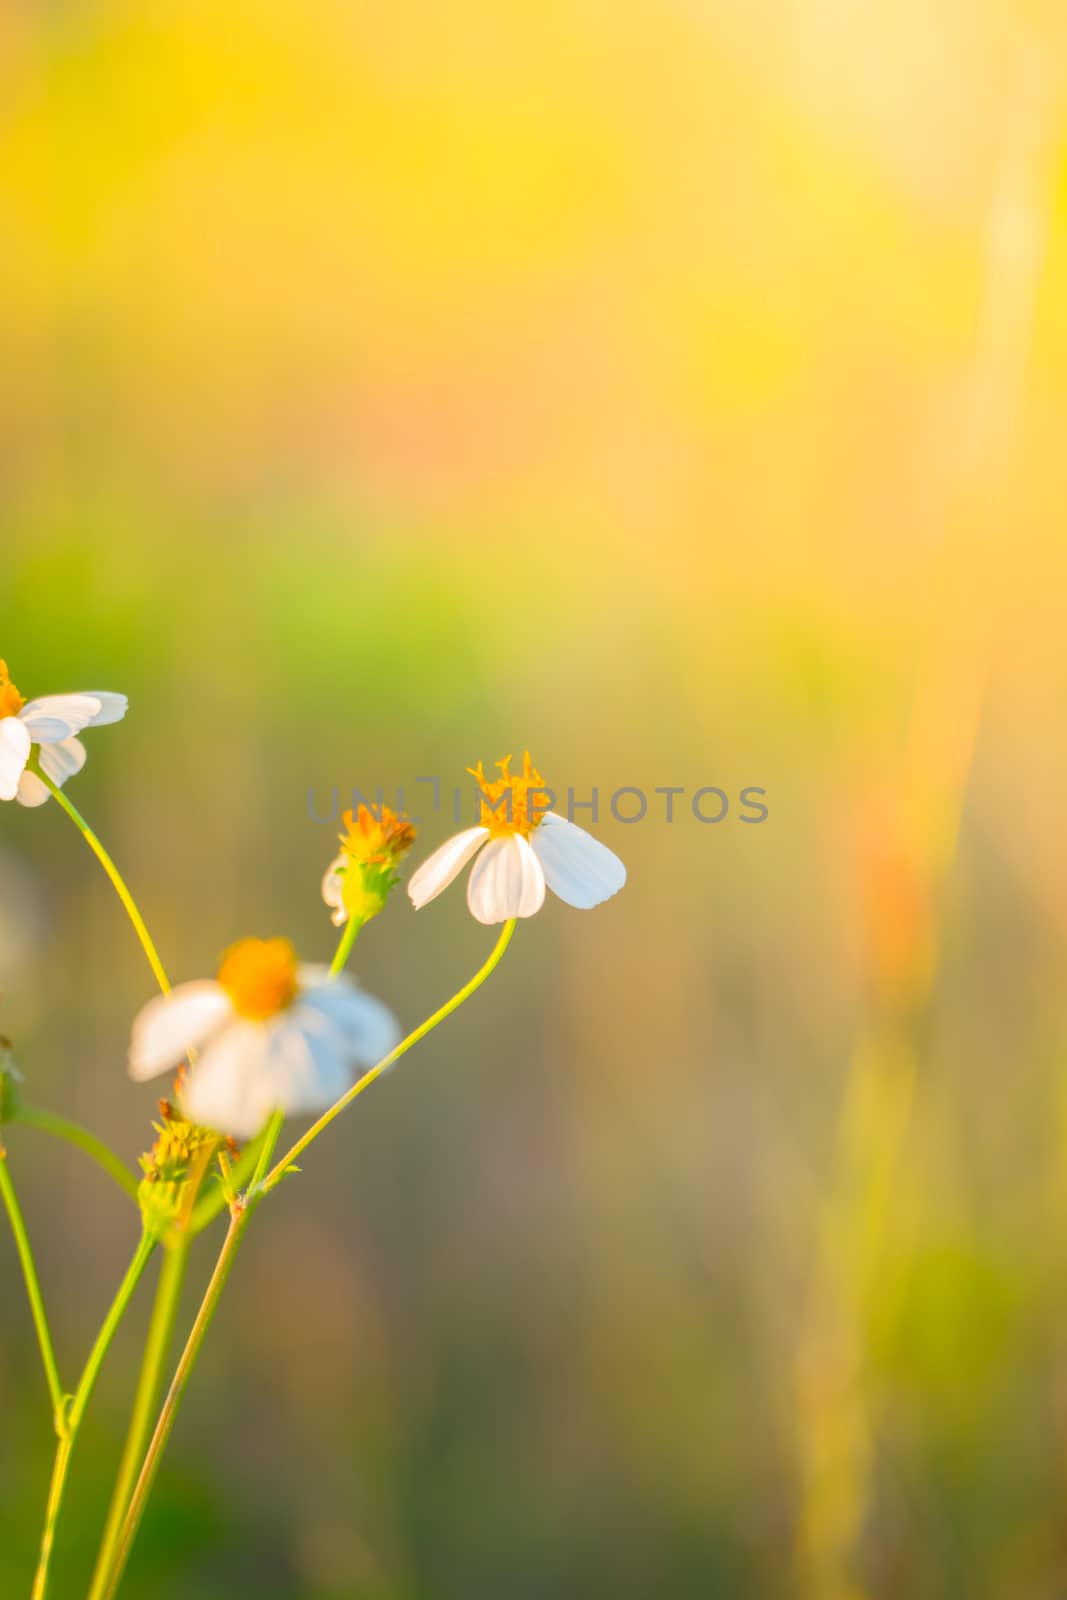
[101, 925, 516, 1598]
[0, 1144, 65, 1428]
[102, 1121, 285, 1600]
[101, 1215, 246, 1600]
[90, 1135, 219, 1596]
[262, 918, 517, 1195]
[87, 1242, 189, 1600]
[33, 1438, 73, 1600]
[187, 1129, 267, 1236]
[328, 914, 362, 977]
[249, 1112, 284, 1190]
[16, 1104, 139, 1201]
[34, 766, 171, 997]
[32, 1231, 156, 1600]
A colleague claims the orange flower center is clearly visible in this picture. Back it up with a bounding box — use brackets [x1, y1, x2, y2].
[217, 938, 298, 1021]
[468, 751, 549, 837]
[0, 660, 25, 720]
[339, 803, 416, 867]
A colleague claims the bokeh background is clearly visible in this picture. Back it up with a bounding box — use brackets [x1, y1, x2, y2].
[3, 1, 1067, 1595]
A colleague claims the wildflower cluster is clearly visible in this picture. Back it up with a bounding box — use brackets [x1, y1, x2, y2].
[0, 657, 627, 1600]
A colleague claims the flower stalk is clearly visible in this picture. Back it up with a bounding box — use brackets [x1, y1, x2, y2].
[32, 1230, 156, 1600]
[0, 1143, 65, 1430]
[86, 1240, 189, 1600]
[32, 762, 171, 996]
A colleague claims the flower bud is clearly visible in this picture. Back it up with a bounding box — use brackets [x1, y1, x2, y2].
[137, 1101, 215, 1239]
[322, 805, 416, 928]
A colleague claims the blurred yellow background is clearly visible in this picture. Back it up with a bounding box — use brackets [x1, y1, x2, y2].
[3, 1, 1067, 1595]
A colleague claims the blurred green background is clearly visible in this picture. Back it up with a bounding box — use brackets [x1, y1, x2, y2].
[3, 1, 1067, 1595]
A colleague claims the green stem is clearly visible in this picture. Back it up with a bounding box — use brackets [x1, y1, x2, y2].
[102, 1121, 284, 1600]
[262, 918, 516, 1195]
[328, 914, 363, 977]
[101, 923, 517, 1598]
[186, 1127, 267, 1237]
[16, 1104, 139, 1201]
[0, 1144, 65, 1428]
[34, 766, 171, 997]
[90, 1134, 218, 1596]
[249, 1112, 284, 1189]
[87, 1241, 189, 1600]
[32, 1231, 156, 1600]
[101, 1216, 246, 1600]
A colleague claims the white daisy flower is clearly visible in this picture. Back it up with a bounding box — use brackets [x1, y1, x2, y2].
[128, 937, 400, 1140]
[408, 752, 627, 926]
[0, 659, 128, 806]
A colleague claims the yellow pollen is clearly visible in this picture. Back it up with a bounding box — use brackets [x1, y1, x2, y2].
[468, 751, 550, 836]
[217, 938, 298, 1021]
[339, 804, 416, 866]
[0, 660, 25, 720]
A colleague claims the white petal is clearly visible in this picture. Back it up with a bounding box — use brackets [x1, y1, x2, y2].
[15, 770, 50, 807]
[82, 692, 128, 727]
[263, 1014, 350, 1117]
[529, 812, 627, 909]
[466, 833, 545, 924]
[129, 981, 234, 1081]
[407, 827, 489, 910]
[18, 693, 106, 743]
[38, 736, 87, 788]
[180, 1022, 277, 1138]
[0, 718, 32, 801]
[321, 855, 347, 926]
[13, 737, 87, 806]
[298, 973, 401, 1067]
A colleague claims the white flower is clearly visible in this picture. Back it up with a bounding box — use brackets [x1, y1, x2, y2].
[0, 659, 127, 806]
[128, 937, 400, 1139]
[408, 752, 626, 925]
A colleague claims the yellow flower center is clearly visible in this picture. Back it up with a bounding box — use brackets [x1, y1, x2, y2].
[339, 804, 416, 867]
[0, 660, 25, 720]
[468, 751, 549, 836]
[217, 938, 298, 1021]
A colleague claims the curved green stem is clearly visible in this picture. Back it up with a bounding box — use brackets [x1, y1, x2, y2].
[32, 1231, 156, 1600]
[33, 765, 171, 996]
[0, 1144, 65, 1428]
[328, 914, 363, 977]
[100, 923, 517, 1599]
[262, 918, 516, 1195]
[87, 1241, 188, 1600]
[20, 763, 171, 1596]
[16, 1104, 138, 1201]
